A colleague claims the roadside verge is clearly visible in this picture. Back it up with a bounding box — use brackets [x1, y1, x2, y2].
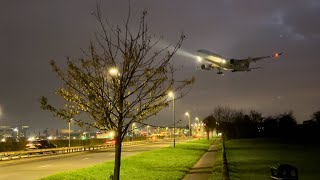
[40, 139, 214, 180]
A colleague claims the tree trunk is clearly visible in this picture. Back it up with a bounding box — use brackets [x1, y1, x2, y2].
[206, 130, 210, 140]
[113, 127, 123, 180]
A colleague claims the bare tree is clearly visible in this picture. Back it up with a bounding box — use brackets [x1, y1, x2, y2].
[249, 110, 263, 123]
[40, 5, 193, 180]
[212, 106, 234, 123]
[212, 106, 236, 138]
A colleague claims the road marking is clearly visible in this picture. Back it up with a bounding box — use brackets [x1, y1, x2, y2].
[82, 158, 90, 160]
[39, 165, 52, 168]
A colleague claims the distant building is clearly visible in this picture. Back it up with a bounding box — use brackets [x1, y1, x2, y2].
[0, 125, 29, 142]
[0, 126, 12, 138]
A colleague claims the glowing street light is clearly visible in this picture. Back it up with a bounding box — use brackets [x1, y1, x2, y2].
[195, 117, 200, 125]
[168, 91, 176, 148]
[185, 112, 191, 138]
[168, 91, 174, 98]
[146, 125, 150, 139]
[109, 67, 120, 76]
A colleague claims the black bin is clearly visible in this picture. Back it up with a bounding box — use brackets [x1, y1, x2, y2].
[271, 164, 298, 180]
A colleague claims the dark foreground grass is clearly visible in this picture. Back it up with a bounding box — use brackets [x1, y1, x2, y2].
[225, 139, 320, 180]
[41, 139, 216, 180]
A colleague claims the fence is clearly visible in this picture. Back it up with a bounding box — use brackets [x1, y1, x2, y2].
[0, 140, 148, 161]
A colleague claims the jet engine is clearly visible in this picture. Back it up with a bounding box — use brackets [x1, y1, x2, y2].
[230, 59, 235, 64]
[201, 64, 212, 70]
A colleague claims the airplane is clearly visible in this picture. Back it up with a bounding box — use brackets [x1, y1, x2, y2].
[196, 49, 283, 74]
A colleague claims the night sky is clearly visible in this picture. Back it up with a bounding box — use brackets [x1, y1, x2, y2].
[1, 1, 320, 132]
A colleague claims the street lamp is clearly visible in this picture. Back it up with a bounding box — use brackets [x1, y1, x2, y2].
[68, 118, 73, 148]
[195, 117, 200, 136]
[13, 127, 19, 138]
[185, 112, 191, 138]
[195, 117, 200, 125]
[146, 125, 150, 139]
[168, 91, 175, 148]
[109, 67, 120, 76]
[132, 123, 135, 141]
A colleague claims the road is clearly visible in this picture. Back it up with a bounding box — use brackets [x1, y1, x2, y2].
[0, 139, 186, 180]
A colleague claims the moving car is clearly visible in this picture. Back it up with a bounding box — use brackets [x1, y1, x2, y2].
[105, 139, 116, 145]
[26, 139, 57, 149]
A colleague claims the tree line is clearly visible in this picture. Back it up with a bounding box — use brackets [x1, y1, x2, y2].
[203, 106, 320, 143]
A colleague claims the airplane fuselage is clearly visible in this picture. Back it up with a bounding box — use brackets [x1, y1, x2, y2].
[196, 49, 282, 74]
[197, 49, 249, 72]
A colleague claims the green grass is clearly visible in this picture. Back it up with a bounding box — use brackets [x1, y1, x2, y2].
[225, 138, 320, 180]
[41, 139, 216, 180]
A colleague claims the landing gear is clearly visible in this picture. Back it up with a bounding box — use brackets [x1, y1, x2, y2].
[217, 68, 223, 75]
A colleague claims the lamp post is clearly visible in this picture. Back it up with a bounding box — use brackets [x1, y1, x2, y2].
[168, 91, 175, 148]
[132, 123, 135, 142]
[195, 117, 200, 135]
[195, 117, 200, 125]
[13, 127, 19, 139]
[146, 125, 149, 140]
[185, 112, 191, 138]
[68, 118, 73, 148]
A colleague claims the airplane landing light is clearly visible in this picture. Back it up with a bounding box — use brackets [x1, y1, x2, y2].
[196, 56, 202, 62]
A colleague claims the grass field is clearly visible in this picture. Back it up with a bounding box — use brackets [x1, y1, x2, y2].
[225, 139, 320, 180]
[41, 138, 217, 180]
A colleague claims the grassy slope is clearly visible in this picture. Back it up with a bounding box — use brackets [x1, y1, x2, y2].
[225, 139, 320, 180]
[41, 139, 216, 180]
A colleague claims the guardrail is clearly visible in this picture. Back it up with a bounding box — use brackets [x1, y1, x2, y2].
[0, 140, 149, 161]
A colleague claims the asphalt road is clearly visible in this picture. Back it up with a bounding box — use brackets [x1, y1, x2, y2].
[0, 139, 187, 180]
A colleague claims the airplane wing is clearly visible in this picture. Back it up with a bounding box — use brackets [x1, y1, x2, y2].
[237, 52, 283, 63]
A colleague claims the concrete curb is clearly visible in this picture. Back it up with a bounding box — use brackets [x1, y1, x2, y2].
[222, 138, 230, 180]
